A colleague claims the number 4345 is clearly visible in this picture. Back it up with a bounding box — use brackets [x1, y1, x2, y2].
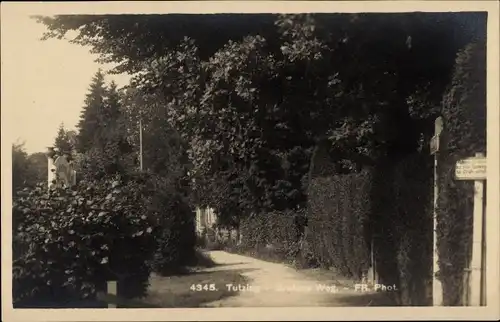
[190, 284, 217, 291]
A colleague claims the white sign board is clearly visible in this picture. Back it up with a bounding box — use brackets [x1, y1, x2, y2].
[455, 157, 487, 180]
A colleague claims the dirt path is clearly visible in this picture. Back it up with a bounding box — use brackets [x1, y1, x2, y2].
[201, 251, 391, 307]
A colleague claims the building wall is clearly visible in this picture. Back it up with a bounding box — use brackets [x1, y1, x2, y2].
[195, 206, 217, 235]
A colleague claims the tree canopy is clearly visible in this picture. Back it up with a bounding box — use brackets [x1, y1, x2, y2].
[37, 12, 487, 224]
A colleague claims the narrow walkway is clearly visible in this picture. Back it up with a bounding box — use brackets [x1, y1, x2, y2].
[202, 251, 392, 307]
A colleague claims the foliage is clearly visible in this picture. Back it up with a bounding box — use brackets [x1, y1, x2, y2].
[120, 87, 191, 196]
[436, 41, 486, 306]
[149, 187, 196, 276]
[54, 123, 74, 155]
[238, 209, 306, 265]
[35, 13, 487, 307]
[306, 172, 371, 279]
[12, 142, 33, 191]
[391, 153, 433, 306]
[120, 86, 196, 276]
[27, 152, 49, 186]
[306, 154, 433, 305]
[75, 70, 106, 154]
[12, 174, 159, 307]
[12, 143, 47, 190]
[76, 74, 136, 180]
[36, 13, 487, 225]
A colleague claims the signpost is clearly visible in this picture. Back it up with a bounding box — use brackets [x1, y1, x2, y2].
[431, 117, 443, 306]
[456, 153, 487, 306]
[430, 134, 440, 156]
[139, 118, 143, 171]
[455, 156, 486, 181]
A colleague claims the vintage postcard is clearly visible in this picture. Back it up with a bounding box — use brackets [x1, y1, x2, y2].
[2, 1, 499, 321]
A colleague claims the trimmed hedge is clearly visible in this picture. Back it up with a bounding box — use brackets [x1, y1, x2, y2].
[392, 153, 433, 306]
[436, 41, 486, 306]
[237, 210, 306, 265]
[306, 156, 433, 305]
[306, 171, 371, 280]
[12, 175, 158, 307]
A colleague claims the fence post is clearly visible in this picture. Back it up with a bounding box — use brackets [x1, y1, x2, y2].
[430, 117, 443, 306]
[454, 152, 487, 306]
[107, 281, 117, 308]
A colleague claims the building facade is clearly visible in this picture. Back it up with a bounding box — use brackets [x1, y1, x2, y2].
[195, 206, 217, 235]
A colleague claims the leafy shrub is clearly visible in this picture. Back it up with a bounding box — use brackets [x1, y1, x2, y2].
[147, 174, 196, 276]
[12, 174, 158, 307]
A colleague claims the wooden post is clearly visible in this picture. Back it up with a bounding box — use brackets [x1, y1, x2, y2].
[107, 281, 117, 308]
[430, 117, 443, 306]
[454, 153, 487, 306]
[139, 118, 143, 171]
[481, 201, 486, 305]
[470, 172, 484, 306]
[371, 237, 377, 285]
[468, 152, 485, 306]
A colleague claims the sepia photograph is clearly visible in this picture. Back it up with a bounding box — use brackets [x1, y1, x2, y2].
[2, 1, 499, 321]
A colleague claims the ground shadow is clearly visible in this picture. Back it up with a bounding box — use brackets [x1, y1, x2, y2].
[213, 262, 248, 267]
[14, 266, 254, 309]
[185, 267, 258, 276]
[136, 267, 253, 308]
[14, 294, 163, 309]
[321, 292, 397, 307]
[14, 299, 108, 309]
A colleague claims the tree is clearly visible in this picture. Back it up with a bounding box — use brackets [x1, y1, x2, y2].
[27, 152, 48, 186]
[77, 80, 136, 180]
[54, 123, 74, 155]
[12, 142, 32, 191]
[13, 142, 49, 190]
[37, 12, 487, 222]
[121, 87, 190, 186]
[75, 70, 106, 154]
[120, 85, 197, 274]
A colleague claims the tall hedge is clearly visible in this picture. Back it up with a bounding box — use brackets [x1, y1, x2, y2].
[436, 41, 486, 306]
[238, 210, 306, 265]
[12, 175, 159, 307]
[306, 171, 371, 280]
[393, 153, 434, 305]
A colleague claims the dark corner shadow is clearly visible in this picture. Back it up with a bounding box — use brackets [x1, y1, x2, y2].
[15, 268, 257, 309]
[13, 294, 162, 309]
